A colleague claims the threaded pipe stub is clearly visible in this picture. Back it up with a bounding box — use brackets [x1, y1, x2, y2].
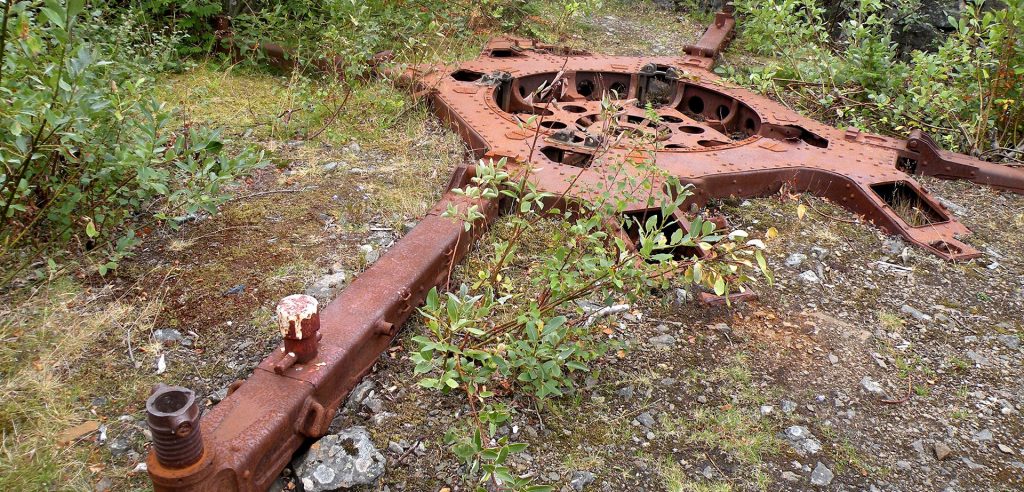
[146, 384, 204, 468]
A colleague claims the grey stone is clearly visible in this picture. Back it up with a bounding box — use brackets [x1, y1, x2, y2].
[781, 399, 798, 413]
[672, 287, 693, 305]
[305, 271, 348, 300]
[370, 412, 393, 427]
[784, 426, 822, 456]
[294, 427, 385, 491]
[961, 457, 985, 470]
[346, 380, 376, 410]
[323, 162, 342, 172]
[786, 426, 812, 440]
[781, 471, 801, 482]
[94, 477, 113, 492]
[209, 387, 228, 404]
[108, 438, 131, 456]
[973, 429, 993, 441]
[966, 350, 988, 366]
[900, 304, 932, 323]
[760, 405, 774, 416]
[861, 376, 884, 394]
[153, 328, 183, 345]
[997, 335, 1020, 350]
[362, 397, 384, 414]
[387, 441, 403, 454]
[648, 334, 676, 349]
[798, 271, 820, 284]
[810, 462, 833, 486]
[935, 196, 967, 215]
[810, 246, 829, 259]
[635, 412, 657, 429]
[359, 244, 380, 264]
[570, 471, 596, 491]
[785, 253, 808, 268]
[617, 385, 635, 400]
[883, 237, 906, 256]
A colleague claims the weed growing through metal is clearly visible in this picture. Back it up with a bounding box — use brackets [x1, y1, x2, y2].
[411, 87, 772, 489]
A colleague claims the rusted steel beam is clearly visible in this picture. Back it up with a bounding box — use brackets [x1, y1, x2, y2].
[145, 188, 496, 491]
[684, 3, 736, 62]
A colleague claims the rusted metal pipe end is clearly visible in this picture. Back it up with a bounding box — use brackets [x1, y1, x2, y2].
[276, 294, 321, 364]
[146, 384, 204, 469]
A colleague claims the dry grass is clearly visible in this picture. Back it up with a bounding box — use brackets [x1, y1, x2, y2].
[0, 278, 163, 490]
[660, 457, 734, 492]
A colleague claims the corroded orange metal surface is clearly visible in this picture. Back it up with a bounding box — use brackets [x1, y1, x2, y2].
[400, 9, 1024, 261]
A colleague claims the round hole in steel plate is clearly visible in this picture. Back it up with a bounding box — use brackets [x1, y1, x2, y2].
[687, 96, 705, 114]
[540, 121, 568, 129]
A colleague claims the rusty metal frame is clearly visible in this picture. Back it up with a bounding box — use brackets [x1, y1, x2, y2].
[398, 9, 1023, 261]
[146, 6, 1024, 490]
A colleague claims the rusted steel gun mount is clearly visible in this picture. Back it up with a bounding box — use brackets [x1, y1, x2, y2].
[146, 6, 1024, 491]
[400, 15, 1024, 261]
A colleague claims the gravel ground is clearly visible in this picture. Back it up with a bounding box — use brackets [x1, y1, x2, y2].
[269, 174, 1023, 491]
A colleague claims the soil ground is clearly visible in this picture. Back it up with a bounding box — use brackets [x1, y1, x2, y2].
[3, 2, 1022, 491]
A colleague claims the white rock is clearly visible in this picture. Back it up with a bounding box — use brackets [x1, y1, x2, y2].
[798, 271, 820, 284]
[861, 376, 884, 394]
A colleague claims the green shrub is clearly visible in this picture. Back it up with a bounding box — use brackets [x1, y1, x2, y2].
[728, 0, 1024, 158]
[0, 0, 263, 286]
[411, 99, 772, 490]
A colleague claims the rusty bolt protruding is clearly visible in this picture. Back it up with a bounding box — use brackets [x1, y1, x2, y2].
[275, 294, 321, 373]
[146, 384, 204, 469]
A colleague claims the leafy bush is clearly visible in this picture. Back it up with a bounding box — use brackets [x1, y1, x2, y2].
[411, 95, 772, 490]
[0, 0, 263, 286]
[728, 0, 1024, 159]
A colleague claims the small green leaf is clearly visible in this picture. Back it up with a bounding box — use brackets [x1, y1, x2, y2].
[67, 0, 85, 19]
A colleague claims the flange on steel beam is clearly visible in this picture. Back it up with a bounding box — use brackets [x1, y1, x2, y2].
[146, 6, 1024, 491]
